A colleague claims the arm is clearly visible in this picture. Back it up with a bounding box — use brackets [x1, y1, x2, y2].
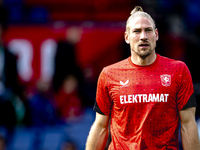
[86, 112, 110, 150]
[179, 107, 200, 150]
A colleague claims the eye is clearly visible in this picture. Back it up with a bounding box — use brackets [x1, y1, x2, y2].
[133, 30, 140, 33]
[145, 28, 153, 32]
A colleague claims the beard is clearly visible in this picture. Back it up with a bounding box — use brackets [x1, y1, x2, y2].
[136, 49, 153, 59]
[132, 44, 156, 59]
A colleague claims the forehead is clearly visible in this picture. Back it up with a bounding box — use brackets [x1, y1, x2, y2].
[128, 17, 154, 30]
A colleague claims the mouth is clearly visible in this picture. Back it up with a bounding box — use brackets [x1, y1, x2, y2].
[139, 43, 150, 48]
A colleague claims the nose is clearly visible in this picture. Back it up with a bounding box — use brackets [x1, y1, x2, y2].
[140, 30, 147, 40]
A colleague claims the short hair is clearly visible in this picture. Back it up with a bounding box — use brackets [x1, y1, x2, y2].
[126, 6, 156, 33]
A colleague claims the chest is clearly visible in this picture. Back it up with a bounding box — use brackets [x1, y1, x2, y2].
[108, 68, 180, 106]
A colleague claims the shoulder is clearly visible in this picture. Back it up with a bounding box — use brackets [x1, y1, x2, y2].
[158, 55, 187, 68]
[102, 58, 129, 74]
[98, 58, 129, 83]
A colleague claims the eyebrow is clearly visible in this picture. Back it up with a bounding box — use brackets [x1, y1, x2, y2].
[132, 27, 153, 30]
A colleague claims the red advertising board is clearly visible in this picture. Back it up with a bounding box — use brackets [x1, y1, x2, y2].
[3, 24, 125, 85]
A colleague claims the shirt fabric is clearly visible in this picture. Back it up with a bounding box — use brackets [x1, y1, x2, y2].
[94, 54, 195, 150]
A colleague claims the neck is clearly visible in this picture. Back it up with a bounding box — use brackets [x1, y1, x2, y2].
[131, 50, 157, 66]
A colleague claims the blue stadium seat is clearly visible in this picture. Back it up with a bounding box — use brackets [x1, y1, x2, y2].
[7, 128, 36, 150]
[39, 127, 64, 150]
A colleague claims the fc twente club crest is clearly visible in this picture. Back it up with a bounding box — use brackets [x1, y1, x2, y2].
[160, 74, 171, 87]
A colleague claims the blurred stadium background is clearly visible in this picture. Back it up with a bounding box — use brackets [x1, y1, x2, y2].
[0, 0, 200, 149]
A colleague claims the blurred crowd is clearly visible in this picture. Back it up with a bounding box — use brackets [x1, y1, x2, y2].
[0, 0, 200, 149]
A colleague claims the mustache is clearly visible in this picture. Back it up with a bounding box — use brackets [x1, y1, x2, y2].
[138, 42, 150, 46]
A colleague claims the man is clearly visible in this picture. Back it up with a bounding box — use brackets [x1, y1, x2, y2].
[86, 6, 200, 150]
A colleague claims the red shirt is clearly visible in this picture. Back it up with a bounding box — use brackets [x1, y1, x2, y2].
[94, 54, 195, 150]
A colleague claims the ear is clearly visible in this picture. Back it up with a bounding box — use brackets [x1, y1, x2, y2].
[155, 28, 159, 41]
[124, 32, 130, 44]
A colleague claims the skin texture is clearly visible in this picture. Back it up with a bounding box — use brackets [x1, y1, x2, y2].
[85, 113, 110, 150]
[125, 16, 158, 66]
[179, 107, 200, 150]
